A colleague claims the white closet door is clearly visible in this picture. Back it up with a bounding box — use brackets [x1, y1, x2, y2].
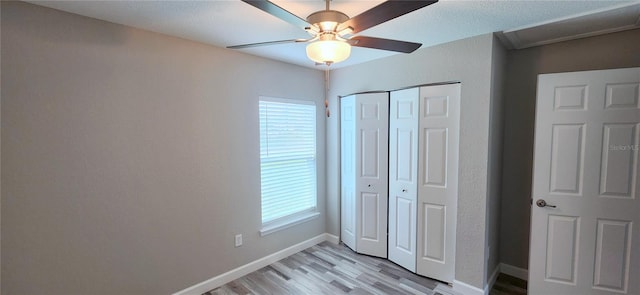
[355, 92, 389, 258]
[417, 84, 460, 283]
[340, 95, 357, 250]
[389, 88, 419, 271]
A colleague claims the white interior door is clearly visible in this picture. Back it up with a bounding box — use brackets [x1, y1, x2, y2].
[416, 84, 460, 283]
[355, 92, 389, 258]
[530, 67, 640, 295]
[340, 95, 357, 250]
[389, 88, 419, 272]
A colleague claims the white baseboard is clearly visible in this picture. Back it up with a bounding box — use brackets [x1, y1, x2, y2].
[325, 233, 339, 244]
[173, 233, 331, 295]
[451, 263, 501, 295]
[452, 263, 526, 295]
[500, 263, 528, 281]
[453, 280, 485, 295]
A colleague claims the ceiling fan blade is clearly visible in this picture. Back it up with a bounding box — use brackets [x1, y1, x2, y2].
[338, 0, 438, 34]
[241, 0, 311, 29]
[348, 36, 421, 53]
[227, 39, 309, 49]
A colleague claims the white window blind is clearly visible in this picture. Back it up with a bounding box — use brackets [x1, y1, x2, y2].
[259, 97, 317, 225]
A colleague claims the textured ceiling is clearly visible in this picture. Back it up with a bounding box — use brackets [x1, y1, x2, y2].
[27, 0, 639, 69]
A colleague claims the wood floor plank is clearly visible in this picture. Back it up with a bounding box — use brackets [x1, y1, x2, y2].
[350, 286, 376, 295]
[236, 276, 268, 295]
[372, 281, 414, 295]
[398, 278, 436, 295]
[326, 270, 359, 289]
[286, 268, 329, 294]
[278, 256, 302, 270]
[433, 284, 461, 295]
[333, 262, 364, 279]
[226, 280, 252, 295]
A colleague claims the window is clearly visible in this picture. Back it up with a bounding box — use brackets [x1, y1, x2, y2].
[259, 97, 318, 235]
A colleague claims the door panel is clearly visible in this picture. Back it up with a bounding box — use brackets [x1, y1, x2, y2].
[605, 83, 639, 109]
[423, 128, 448, 187]
[394, 197, 413, 251]
[549, 124, 585, 195]
[361, 192, 380, 240]
[422, 203, 445, 262]
[553, 85, 587, 110]
[593, 219, 631, 292]
[396, 129, 414, 182]
[389, 88, 419, 271]
[355, 93, 389, 258]
[361, 129, 380, 178]
[545, 215, 579, 284]
[340, 95, 356, 250]
[530, 67, 640, 295]
[416, 84, 460, 283]
[599, 124, 638, 197]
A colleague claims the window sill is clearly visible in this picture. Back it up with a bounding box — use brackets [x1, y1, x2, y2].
[260, 211, 320, 237]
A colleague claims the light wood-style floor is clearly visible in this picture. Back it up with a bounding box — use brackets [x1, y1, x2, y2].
[206, 241, 459, 295]
[205, 241, 527, 295]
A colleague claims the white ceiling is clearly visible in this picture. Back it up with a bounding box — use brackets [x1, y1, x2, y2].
[27, 0, 640, 69]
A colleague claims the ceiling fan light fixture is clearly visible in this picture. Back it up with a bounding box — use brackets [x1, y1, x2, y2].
[307, 10, 349, 30]
[319, 21, 338, 32]
[231, 0, 436, 64]
[306, 39, 351, 65]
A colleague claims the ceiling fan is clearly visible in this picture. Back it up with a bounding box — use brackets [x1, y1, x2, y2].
[228, 0, 438, 65]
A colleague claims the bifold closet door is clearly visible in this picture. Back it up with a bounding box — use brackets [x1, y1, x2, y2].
[341, 95, 357, 251]
[388, 88, 419, 272]
[416, 84, 460, 283]
[340, 92, 389, 258]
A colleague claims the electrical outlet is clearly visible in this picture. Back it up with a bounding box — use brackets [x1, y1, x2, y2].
[234, 234, 242, 247]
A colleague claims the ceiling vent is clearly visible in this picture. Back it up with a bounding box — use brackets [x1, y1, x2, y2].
[498, 3, 640, 50]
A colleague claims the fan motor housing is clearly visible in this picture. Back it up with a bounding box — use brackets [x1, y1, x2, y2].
[307, 10, 349, 30]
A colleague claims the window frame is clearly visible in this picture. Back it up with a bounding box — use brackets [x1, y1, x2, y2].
[258, 96, 319, 236]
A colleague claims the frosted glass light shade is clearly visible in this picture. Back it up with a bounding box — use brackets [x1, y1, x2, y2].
[306, 40, 351, 64]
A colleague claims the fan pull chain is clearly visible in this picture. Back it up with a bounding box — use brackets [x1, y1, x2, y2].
[325, 69, 330, 117]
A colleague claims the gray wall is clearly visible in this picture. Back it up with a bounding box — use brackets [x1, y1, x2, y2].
[1, 2, 325, 294]
[499, 28, 640, 270]
[327, 34, 500, 289]
[485, 34, 507, 282]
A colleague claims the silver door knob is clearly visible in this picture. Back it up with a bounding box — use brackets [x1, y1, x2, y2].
[402, 189, 407, 192]
[536, 199, 556, 208]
